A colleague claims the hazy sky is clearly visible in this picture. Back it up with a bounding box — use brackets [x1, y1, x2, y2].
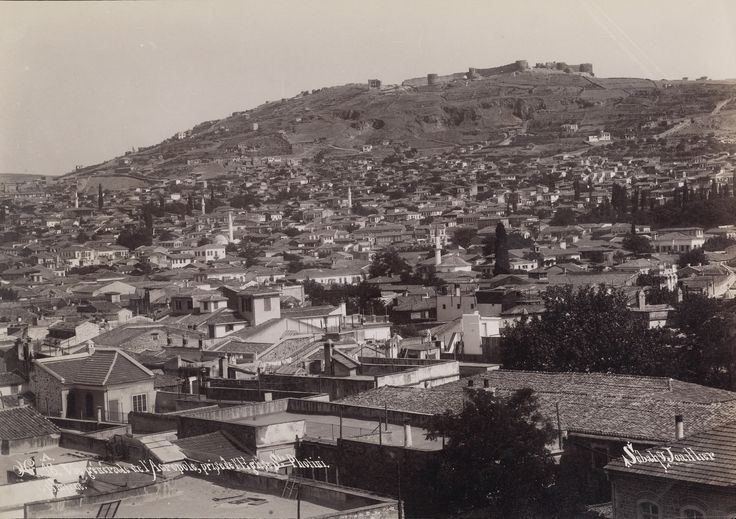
[2, 0, 735, 175]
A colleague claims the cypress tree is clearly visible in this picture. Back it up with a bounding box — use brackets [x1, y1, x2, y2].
[493, 222, 511, 276]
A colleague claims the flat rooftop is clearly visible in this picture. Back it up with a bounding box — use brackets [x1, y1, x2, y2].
[232, 411, 442, 450]
[52, 476, 337, 518]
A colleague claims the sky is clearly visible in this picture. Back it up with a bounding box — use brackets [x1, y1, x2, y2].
[1, 0, 736, 176]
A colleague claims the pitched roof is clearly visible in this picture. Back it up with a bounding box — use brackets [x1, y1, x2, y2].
[173, 430, 254, 461]
[38, 349, 154, 386]
[0, 406, 59, 440]
[336, 371, 736, 444]
[606, 420, 736, 487]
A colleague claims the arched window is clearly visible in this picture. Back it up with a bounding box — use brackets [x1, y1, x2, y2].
[639, 502, 659, 519]
[682, 508, 705, 519]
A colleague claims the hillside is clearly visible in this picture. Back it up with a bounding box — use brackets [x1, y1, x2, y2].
[65, 63, 736, 184]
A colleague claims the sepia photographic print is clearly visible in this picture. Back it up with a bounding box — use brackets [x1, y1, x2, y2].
[1, 1, 736, 518]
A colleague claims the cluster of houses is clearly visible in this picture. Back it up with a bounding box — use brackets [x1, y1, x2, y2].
[1, 144, 736, 518]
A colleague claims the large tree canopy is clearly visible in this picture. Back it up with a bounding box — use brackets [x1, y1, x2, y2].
[368, 249, 412, 279]
[501, 285, 676, 375]
[424, 388, 556, 517]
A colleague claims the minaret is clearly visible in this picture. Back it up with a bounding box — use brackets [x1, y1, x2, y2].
[228, 211, 234, 242]
[201, 196, 206, 215]
[347, 187, 352, 211]
[74, 190, 79, 209]
[434, 235, 442, 266]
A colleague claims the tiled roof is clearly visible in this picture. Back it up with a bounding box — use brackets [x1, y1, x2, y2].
[336, 385, 462, 415]
[0, 406, 59, 440]
[444, 371, 736, 404]
[39, 349, 153, 386]
[173, 430, 254, 461]
[606, 421, 736, 487]
[337, 371, 736, 443]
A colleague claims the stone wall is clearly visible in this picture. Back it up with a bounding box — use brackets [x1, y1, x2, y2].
[297, 438, 439, 518]
[215, 374, 376, 400]
[59, 431, 110, 456]
[29, 365, 64, 416]
[610, 472, 736, 518]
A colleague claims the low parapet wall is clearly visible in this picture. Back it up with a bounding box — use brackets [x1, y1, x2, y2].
[24, 474, 181, 518]
[192, 470, 397, 515]
[286, 398, 434, 428]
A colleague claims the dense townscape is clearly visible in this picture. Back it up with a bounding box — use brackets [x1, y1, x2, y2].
[2, 63, 736, 518]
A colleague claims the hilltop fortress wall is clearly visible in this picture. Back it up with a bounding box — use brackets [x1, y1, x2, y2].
[400, 60, 593, 87]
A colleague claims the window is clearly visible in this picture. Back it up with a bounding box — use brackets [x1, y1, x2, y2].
[132, 394, 147, 413]
[442, 304, 446, 309]
[682, 509, 704, 519]
[264, 297, 272, 312]
[457, 304, 461, 309]
[639, 502, 659, 519]
[243, 298, 252, 312]
[226, 324, 234, 332]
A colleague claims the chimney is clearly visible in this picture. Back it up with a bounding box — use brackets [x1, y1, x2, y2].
[323, 340, 334, 376]
[455, 284, 461, 297]
[403, 420, 413, 448]
[675, 414, 684, 440]
[435, 235, 442, 266]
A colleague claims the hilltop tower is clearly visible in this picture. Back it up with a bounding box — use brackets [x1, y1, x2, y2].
[435, 235, 442, 266]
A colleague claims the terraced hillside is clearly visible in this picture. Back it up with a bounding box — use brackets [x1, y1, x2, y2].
[65, 69, 736, 181]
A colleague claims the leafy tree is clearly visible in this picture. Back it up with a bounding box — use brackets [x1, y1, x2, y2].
[283, 227, 302, 237]
[197, 237, 212, 247]
[673, 295, 736, 389]
[116, 227, 153, 250]
[76, 231, 91, 243]
[424, 388, 556, 517]
[303, 279, 327, 305]
[97, 184, 104, 210]
[0, 287, 19, 301]
[677, 247, 708, 269]
[230, 193, 260, 209]
[703, 236, 736, 251]
[356, 203, 378, 218]
[621, 233, 652, 254]
[549, 208, 577, 226]
[493, 222, 510, 276]
[501, 285, 675, 376]
[453, 227, 477, 248]
[368, 249, 412, 279]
